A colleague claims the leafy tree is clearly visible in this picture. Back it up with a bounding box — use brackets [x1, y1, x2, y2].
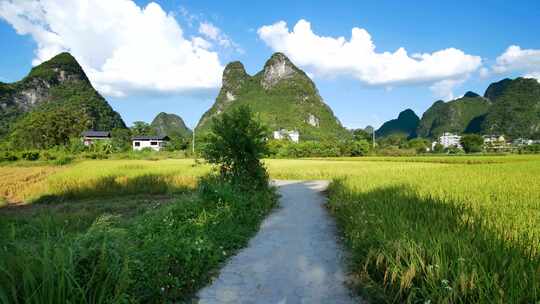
[460, 134, 484, 153]
[9, 107, 90, 149]
[202, 105, 269, 189]
[352, 129, 372, 142]
[350, 140, 370, 156]
[111, 128, 132, 152]
[165, 135, 190, 151]
[131, 121, 155, 136]
[432, 143, 445, 153]
[407, 138, 430, 153]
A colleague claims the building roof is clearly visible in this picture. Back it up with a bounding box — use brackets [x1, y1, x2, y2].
[132, 135, 170, 141]
[82, 131, 111, 138]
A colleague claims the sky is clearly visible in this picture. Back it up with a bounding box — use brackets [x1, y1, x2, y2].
[1, 0, 539, 129]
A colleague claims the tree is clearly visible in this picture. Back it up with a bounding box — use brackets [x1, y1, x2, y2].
[202, 105, 269, 189]
[9, 108, 90, 149]
[130, 121, 155, 136]
[461, 134, 484, 153]
[432, 143, 445, 153]
[350, 140, 370, 156]
[111, 128, 132, 152]
[407, 138, 430, 153]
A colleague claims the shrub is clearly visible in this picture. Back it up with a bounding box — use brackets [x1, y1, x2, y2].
[0, 151, 19, 162]
[461, 134, 484, 153]
[202, 105, 269, 190]
[21, 151, 40, 161]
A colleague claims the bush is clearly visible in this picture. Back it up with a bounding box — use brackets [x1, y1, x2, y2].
[53, 155, 74, 166]
[0, 151, 19, 162]
[461, 134, 484, 153]
[21, 151, 40, 161]
[202, 105, 269, 190]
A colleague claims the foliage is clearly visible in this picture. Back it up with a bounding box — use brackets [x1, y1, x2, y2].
[111, 128, 132, 152]
[432, 143, 445, 153]
[375, 109, 419, 139]
[150, 112, 192, 138]
[0, 177, 277, 303]
[202, 106, 269, 189]
[417, 96, 491, 139]
[196, 54, 349, 141]
[0, 52, 126, 143]
[130, 121, 156, 137]
[482, 77, 540, 138]
[9, 107, 91, 150]
[460, 134, 484, 153]
[406, 138, 430, 153]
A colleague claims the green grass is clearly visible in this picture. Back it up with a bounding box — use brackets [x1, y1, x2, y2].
[0, 177, 277, 303]
[1, 155, 539, 302]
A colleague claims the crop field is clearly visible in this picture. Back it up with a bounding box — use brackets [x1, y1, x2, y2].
[1, 154, 539, 302]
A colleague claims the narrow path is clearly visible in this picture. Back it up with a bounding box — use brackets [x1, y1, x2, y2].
[196, 180, 361, 304]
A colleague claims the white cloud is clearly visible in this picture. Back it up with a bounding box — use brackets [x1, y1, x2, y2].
[491, 45, 540, 81]
[429, 79, 465, 101]
[0, 0, 226, 97]
[199, 22, 243, 53]
[257, 19, 482, 97]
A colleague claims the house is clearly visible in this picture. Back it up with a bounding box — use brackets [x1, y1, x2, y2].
[132, 135, 170, 151]
[439, 132, 462, 148]
[82, 131, 111, 146]
[483, 134, 506, 144]
[513, 138, 536, 146]
[273, 129, 300, 143]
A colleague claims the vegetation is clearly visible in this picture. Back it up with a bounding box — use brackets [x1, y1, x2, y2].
[482, 77, 540, 139]
[151, 112, 192, 138]
[375, 109, 419, 139]
[0, 52, 126, 144]
[460, 134, 484, 153]
[0, 106, 277, 303]
[196, 53, 349, 141]
[416, 95, 491, 139]
[202, 105, 269, 190]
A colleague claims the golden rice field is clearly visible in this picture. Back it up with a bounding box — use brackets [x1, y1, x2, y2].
[1, 154, 539, 302]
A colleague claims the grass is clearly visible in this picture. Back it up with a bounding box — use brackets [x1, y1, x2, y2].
[0, 177, 277, 303]
[1, 154, 539, 302]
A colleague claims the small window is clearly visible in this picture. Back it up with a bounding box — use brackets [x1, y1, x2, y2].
[134, 142, 140, 147]
[150, 141, 158, 146]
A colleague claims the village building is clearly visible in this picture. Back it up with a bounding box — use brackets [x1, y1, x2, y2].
[439, 132, 462, 149]
[82, 131, 111, 146]
[132, 135, 170, 151]
[273, 129, 300, 143]
[483, 134, 506, 144]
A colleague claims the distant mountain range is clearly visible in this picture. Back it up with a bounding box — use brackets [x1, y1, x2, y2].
[1, 51, 539, 145]
[376, 78, 540, 139]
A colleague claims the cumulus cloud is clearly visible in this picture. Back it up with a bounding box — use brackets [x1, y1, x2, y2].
[258, 20, 482, 97]
[491, 45, 540, 81]
[0, 0, 226, 97]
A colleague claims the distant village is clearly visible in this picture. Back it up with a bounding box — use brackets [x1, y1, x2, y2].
[435, 132, 540, 152]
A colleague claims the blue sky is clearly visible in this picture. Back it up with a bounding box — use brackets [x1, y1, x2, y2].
[1, 0, 539, 129]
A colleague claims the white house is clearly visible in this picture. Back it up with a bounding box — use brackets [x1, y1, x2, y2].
[483, 134, 506, 144]
[82, 131, 111, 146]
[273, 129, 300, 143]
[132, 135, 170, 151]
[439, 132, 462, 148]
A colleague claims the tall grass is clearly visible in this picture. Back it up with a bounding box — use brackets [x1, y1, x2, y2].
[324, 159, 540, 303]
[0, 177, 277, 303]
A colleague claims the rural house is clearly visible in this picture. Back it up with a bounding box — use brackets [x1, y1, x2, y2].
[273, 129, 300, 143]
[82, 131, 111, 146]
[439, 132, 462, 148]
[132, 135, 170, 151]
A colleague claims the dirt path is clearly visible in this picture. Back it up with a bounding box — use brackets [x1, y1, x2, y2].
[196, 180, 361, 304]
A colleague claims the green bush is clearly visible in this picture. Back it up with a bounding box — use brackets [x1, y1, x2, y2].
[21, 151, 40, 161]
[0, 151, 19, 162]
[202, 105, 269, 189]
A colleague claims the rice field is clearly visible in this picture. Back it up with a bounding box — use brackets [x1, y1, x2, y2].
[1, 154, 539, 302]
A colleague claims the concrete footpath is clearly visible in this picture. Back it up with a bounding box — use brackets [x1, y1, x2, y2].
[196, 180, 361, 304]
